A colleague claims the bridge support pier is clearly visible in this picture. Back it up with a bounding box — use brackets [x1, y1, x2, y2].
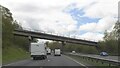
[61, 41, 66, 54]
[28, 36, 33, 53]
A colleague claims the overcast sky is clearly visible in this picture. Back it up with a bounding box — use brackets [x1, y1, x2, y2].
[1, 0, 119, 42]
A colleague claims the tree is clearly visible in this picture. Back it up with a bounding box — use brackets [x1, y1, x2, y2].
[2, 5, 30, 51]
[48, 41, 62, 50]
[13, 20, 23, 30]
[2, 6, 14, 48]
[114, 21, 120, 39]
[99, 21, 119, 55]
[114, 21, 120, 55]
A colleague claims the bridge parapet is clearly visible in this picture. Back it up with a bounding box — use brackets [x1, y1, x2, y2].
[13, 29, 98, 46]
[15, 28, 97, 42]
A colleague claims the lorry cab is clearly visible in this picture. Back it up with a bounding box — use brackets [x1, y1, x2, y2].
[30, 42, 47, 60]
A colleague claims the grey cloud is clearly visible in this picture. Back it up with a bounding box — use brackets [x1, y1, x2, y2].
[23, 17, 42, 31]
[13, 3, 61, 13]
[14, 3, 40, 13]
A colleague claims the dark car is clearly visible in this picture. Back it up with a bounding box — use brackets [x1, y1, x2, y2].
[100, 52, 108, 56]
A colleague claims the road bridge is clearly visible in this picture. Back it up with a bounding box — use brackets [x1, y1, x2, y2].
[13, 29, 98, 46]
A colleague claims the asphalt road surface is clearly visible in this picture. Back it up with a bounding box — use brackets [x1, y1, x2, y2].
[4, 55, 84, 66]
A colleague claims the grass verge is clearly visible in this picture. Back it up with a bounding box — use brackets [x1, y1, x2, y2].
[3, 45, 30, 65]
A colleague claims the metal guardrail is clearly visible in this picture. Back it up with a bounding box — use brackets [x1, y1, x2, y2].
[65, 53, 120, 66]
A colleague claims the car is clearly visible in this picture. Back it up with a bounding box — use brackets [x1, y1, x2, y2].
[72, 51, 76, 54]
[100, 52, 108, 56]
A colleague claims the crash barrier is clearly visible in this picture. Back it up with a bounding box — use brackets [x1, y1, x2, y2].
[65, 53, 120, 66]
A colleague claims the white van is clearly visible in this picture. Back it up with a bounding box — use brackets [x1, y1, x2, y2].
[54, 49, 61, 56]
[47, 48, 51, 55]
[30, 42, 47, 60]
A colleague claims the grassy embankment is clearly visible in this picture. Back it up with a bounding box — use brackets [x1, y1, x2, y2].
[1, 5, 31, 65]
[3, 45, 30, 64]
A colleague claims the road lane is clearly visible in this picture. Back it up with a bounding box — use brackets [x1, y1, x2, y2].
[4, 55, 82, 66]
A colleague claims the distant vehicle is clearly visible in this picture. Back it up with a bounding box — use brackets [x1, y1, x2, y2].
[46, 48, 51, 55]
[72, 51, 76, 54]
[61, 51, 62, 54]
[30, 42, 47, 60]
[100, 52, 108, 56]
[54, 49, 61, 56]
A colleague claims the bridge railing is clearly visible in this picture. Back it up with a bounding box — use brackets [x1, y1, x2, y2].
[15, 27, 97, 42]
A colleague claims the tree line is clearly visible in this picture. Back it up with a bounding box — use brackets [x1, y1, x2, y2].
[2, 5, 30, 54]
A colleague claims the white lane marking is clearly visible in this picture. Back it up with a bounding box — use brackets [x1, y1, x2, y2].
[64, 55, 88, 68]
[48, 60, 50, 61]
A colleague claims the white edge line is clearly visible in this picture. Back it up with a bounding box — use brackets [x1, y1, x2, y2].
[64, 55, 88, 68]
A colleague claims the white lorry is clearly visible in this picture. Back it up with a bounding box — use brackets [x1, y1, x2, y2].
[54, 49, 61, 56]
[30, 42, 47, 60]
[46, 48, 51, 55]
